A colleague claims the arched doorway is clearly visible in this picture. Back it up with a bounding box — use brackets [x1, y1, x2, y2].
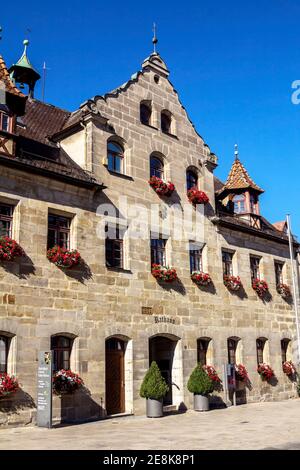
[149, 335, 183, 407]
[105, 337, 126, 415]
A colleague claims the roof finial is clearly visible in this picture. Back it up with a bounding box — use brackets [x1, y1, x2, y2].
[234, 143, 239, 161]
[152, 22, 158, 53]
[0, 26, 2, 41]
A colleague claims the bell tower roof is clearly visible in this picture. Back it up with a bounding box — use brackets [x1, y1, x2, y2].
[8, 39, 41, 98]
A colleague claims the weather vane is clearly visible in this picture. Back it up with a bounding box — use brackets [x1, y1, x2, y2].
[152, 23, 158, 53]
[234, 143, 239, 160]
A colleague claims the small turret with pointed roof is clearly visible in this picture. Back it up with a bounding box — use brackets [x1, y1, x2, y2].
[9, 39, 40, 98]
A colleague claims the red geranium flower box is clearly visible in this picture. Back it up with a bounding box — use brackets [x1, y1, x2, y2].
[47, 246, 81, 269]
[257, 363, 274, 381]
[191, 271, 212, 286]
[235, 364, 249, 381]
[149, 176, 175, 197]
[224, 275, 242, 292]
[151, 264, 178, 282]
[203, 365, 221, 383]
[187, 186, 209, 205]
[282, 360, 296, 376]
[252, 278, 269, 297]
[0, 373, 19, 398]
[53, 369, 84, 395]
[0, 236, 24, 261]
[277, 283, 292, 299]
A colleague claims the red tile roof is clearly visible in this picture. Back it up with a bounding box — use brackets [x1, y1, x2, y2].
[0, 55, 26, 98]
[217, 157, 264, 197]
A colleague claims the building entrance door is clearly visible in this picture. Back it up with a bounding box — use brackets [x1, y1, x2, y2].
[105, 338, 125, 415]
[149, 336, 176, 405]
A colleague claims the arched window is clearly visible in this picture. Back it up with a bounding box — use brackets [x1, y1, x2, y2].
[281, 338, 290, 363]
[233, 194, 246, 214]
[161, 110, 171, 134]
[186, 169, 198, 191]
[256, 337, 267, 365]
[140, 102, 152, 126]
[227, 337, 240, 365]
[150, 155, 164, 179]
[107, 141, 124, 174]
[0, 335, 8, 373]
[51, 335, 73, 372]
[197, 338, 211, 366]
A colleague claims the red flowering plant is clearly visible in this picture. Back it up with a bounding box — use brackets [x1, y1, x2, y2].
[257, 363, 275, 381]
[235, 364, 249, 382]
[277, 283, 292, 299]
[187, 186, 209, 205]
[224, 275, 242, 292]
[252, 278, 269, 297]
[0, 373, 19, 398]
[191, 271, 212, 287]
[47, 246, 81, 269]
[53, 369, 84, 395]
[282, 360, 297, 377]
[203, 365, 221, 383]
[151, 264, 178, 283]
[0, 236, 24, 262]
[149, 176, 175, 197]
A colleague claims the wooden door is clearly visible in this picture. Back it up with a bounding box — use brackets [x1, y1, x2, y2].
[105, 339, 125, 415]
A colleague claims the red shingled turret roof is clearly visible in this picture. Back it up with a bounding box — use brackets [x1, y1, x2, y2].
[0, 55, 26, 98]
[217, 156, 264, 199]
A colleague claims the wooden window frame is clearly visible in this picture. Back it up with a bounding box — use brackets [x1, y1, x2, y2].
[0, 203, 13, 238]
[227, 338, 237, 365]
[0, 335, 9, 373]
[0, 112, 12, 133]
[250, 256, 260, 281]
[275, 261, 284, 286]
[186, 170, 198, 191]
[107, 141, 124, 174]
[51, 335, 72, 372]
[151, 238, 166, 266]
[189, 244, 203, 273]
[222, 251, 233, 276]
[47, 214, 71, 250]
[150, 155, 164, 179]
[256, 338, 265, 365]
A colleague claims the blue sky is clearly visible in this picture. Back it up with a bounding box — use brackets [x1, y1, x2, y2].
[1, 0, 300, 235]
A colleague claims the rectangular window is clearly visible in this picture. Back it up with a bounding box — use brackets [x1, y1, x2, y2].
[0, 336, 8, 373]
[256, 339, 265, 365]
[250, 256, 260, 280]
[47, 214, 70, 250]
[189, 243, 203, 273]
[105, 230, 123, 269]
[51, 336, 72, 372]
[0, 204, 13, 237]
[151, 238, 166, 265]
[281, 339, 289, 363]
[222, 251, 233, 276]
[227, 338, 237, 365]
[0, 112, 11, 132]
[275, 261, 284, 286]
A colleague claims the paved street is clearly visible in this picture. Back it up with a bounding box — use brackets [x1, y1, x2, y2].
[1, 399, 300, 450]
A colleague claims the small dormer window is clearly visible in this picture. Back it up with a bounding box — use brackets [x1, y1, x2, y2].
[140, 102, 152, 126]
[161, 110, 172, 134]
[233, 194, 246, 214]
[0, 112, 11, 133]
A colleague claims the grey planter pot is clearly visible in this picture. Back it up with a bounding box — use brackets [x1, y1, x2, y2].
[194, 394, 209, 411]
[146, 398, 163, 418]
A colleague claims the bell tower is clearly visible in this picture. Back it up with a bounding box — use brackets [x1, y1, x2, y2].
[9, 39, 40, 98]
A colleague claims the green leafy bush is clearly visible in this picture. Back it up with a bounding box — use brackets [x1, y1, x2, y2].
[187, 364, 214, 396]
[140, 361, 169, 400]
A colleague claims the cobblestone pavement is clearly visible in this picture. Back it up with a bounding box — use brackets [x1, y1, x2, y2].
[1, 399, 300, 450]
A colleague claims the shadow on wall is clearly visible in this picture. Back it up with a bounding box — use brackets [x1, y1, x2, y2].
[53, 386, 105, 425]
[0, 388, 35, 413]
[158, 278, 186, 296]
[58, 258, 93, 284]
[0, 254, 36, 279]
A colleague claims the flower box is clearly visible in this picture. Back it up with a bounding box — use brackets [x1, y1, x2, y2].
[149, 176, 175, 197]
[47, 246, 81, 269]
[53, 369, 83, 395]
[282, 360, 296, 376]
[151, 264, 178, 282]
[203, 365, 221, 383]
[0, 236, 24, 262]
[191, 271, 212, 286]
[187, 186, 209, 205]
[0, 373, 19, 398]
[235, 364, 249, 381]
[224, 275, 242, 292]
[277, 283, 291, 299]
[257, 363, 274, 381]
[252, 278, 269, 297]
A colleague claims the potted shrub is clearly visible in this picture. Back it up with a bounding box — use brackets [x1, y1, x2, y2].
[191, 271, 212, 287]
[282, 360, 296, 377]
[187, 364, 214, 411]
[140, 361, 169, 418]
[47, 246, 81, 269]
[224, 275, 242, 292]
[277, 283, 292, 299]
[0, 236, 24, 261]
[257, 363, 274, 381]
[252, 278, 269, 297]
[0, 373, 19, 398]
[187, 187, 209, 205]
[53, 369, 84, 395]
[149, 176, 175, 197]
[151, 264, 178, 282]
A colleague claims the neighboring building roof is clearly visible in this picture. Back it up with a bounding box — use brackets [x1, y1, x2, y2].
[273, 221, 287, 232]
[217, 156, 264, 198]
[0, 55, 26, 98]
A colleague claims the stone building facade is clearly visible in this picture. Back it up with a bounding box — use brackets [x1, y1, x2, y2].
[0, 43, 299, 427]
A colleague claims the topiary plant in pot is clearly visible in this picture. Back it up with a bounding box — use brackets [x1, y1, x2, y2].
[187, 364, 214, 411]
[140, 361, 169, 418]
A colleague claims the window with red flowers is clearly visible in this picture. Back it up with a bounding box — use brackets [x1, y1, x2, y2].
[256, 337, 267, 365]
[0, 335, 8, 373]
[222, 250, 233, 276]
[47, 214, 71, 250]
[186, 170, 198, 191]
[281, 338, 290, 364]
[250, 255, 261, 281]
[227, 337, 239, 365]
[275, 261, 284, 285]
[51, 335, 73, 372]
[197, 338, 211, 366]
[151, 237, 166, 266]
[150, 155, 164, 179]
[0, 204, 13, 237]
[189, 242, 203, 273]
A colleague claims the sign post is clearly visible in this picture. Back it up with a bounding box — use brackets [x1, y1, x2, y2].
[37, 351, 53, 428]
